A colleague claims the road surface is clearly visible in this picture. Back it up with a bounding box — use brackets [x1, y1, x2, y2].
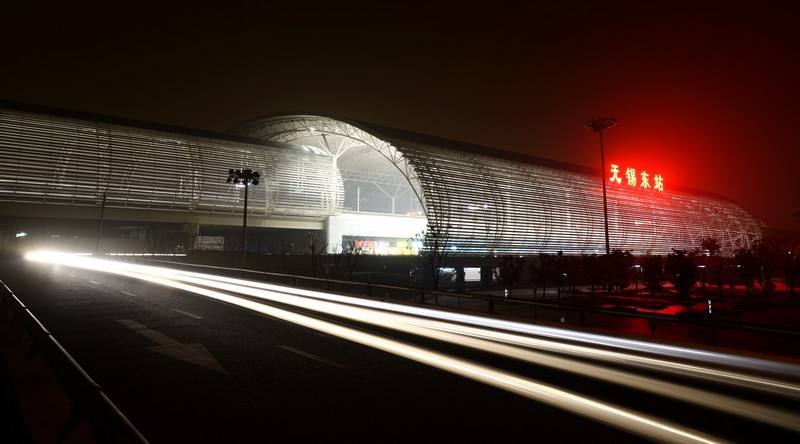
[2, 253, 800, 443]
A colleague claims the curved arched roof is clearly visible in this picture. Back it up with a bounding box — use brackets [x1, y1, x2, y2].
[234, 114, 763, 255]
[0, 101, 763, 255]
[232, 113, 740, 204]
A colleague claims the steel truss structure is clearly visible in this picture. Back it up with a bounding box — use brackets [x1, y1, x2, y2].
[400, 141, 761, 255]
[236, 115, 762, 256]
[0, 106, 762, 256]
[232, 115, 425, 217]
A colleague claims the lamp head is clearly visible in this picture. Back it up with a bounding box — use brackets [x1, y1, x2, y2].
[584, 117, 618, 133]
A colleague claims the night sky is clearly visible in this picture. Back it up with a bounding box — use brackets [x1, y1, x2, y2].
[3, 2, 798, 231]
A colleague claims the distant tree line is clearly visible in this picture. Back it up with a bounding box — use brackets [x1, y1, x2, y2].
[266, 228, 800, 307]
[488, 237, 799, 303]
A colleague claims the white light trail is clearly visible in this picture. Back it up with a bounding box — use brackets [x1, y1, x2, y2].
[24, 251, 723, 443]
[145, 260, 800, 380]
[148, 263, 800, 396]
[88, 263, 800, 432]
[29, 252, 800, 397]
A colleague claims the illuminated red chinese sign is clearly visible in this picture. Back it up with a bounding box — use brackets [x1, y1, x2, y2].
[610, 163, 663, 192]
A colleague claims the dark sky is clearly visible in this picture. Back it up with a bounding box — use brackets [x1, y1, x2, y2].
[3, 2, 799, 231]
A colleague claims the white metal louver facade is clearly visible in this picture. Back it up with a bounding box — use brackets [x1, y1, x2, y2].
[0, 109, 343, 220]
[399, 142, 762, 256]
[0, 106, 763, 256]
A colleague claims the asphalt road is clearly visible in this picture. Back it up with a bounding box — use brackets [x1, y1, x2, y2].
[2, 255, 800, 443]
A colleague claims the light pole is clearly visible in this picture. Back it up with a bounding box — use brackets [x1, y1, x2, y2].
[584, 117, 618, 255]
[227, 168, 260, 264]
[95, 191, 107, 255]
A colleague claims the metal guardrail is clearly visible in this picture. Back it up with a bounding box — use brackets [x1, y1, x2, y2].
[0, 279, 149, 443]
[145, 259, 800, 345]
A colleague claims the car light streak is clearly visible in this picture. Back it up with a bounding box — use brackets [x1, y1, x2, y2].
[149, 263, 800, 397]
[144, 261, 800, 376]
[27, 253, 800, 395]
[24, 252, 720, 443]
[93, 264, 800, 432]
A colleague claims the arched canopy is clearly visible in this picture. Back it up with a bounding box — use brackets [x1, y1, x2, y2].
[0, 102, 764, 256]
[231, 115, 427, 218]
[233, 114, 763, 256]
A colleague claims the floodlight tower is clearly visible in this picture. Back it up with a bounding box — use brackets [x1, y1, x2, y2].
[584, 117, 618, 255]
[227, 168, 261, 264]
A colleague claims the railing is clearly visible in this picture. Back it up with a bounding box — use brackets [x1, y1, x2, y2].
[0, 280, 149, 443]
[144, 259, 800, 348]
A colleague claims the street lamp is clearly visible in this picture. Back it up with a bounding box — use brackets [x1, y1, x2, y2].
[94, 191, 108, 255]
[584, 117, 618, 255]
[227, 168, 260, 264]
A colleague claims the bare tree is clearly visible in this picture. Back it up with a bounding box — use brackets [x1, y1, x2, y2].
[530, 254, 556, 299]
[334, 236, 364, 281]
[752, 240, 777, 302]
[494, 255, 525, 298]
[702, 237, 728, 310]
[666, 249, 698, 305]
[696, 237, 720, 298]
[734, 247, 757, 299]
[306, 231, 327, 276]
[563, 255, 581, 298]
[604, 249, 632, 294]
[415, 222, 452, 291]
[555, 251, 565, 298]
[641, 254, 664, 294]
